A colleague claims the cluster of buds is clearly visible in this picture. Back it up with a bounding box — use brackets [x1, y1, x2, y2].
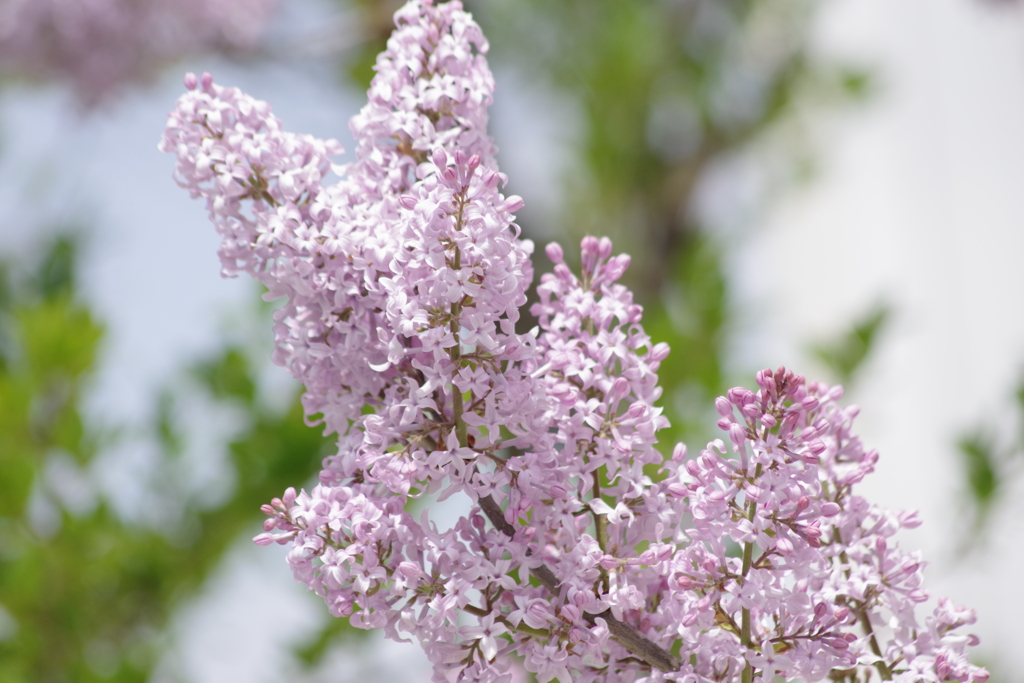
[162, 2, 988, 682]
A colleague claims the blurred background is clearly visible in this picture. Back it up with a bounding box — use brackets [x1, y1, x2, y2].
[0, 0, 1022, 681]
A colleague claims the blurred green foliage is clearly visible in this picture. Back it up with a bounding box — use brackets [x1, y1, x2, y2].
[0, 238, 347, 681]
[810, 302, 890, 389]
[956, 373, 1024, 541]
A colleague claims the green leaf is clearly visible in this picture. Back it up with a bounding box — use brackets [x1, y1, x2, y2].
[192, 347, 256, 405]
[811, 303, 890, 388]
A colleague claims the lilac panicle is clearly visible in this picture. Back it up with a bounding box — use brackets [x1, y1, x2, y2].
[163, 2, 988, 682]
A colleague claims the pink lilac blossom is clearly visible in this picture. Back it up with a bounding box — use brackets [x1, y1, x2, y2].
[0, 0, 275, 105]
[161, 2, 989, 682]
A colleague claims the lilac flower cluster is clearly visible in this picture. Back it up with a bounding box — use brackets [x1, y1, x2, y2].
[0, 0, 275, 105]
[162, 2, 988, 682]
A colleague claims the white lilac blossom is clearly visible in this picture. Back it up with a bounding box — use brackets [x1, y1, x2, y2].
[161, 2, 989, 682]
[0, 0, 275, 105]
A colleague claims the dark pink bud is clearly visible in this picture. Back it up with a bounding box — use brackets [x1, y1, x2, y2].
[283, 487, 297, 506]
[651, 342, 671, 362]
[807, 440, 827, 455]
[814, 602, 829, 620]
[729, 424, 746, 449]
[779, 413, 799, 437]
[263, 519, 276, 531]
[597, 237, 613, 260]
[260, 504, 275, 515]
[821, 502, 841, 517]
[761, 413, 777, 428]
[667, 482, 688, 498]
[717, 417, 732, 431]
[672, 443, 688, 462]
[443, 167, 458, 184]
[797, 496, 810, 511]
[610, 376, 630, 401]
[728, 387, 753, 405]
[801, 396, 819, 411]
[715, 397, 733, 417]
[184, 72, 198, 89]
[675, 575, 693, 590]
[454, 150, 467, 166]
[467, 154, 480, 171]
[545, 242, 564, 264]
[834, 607, 850, 623]
[200, 71, 213, 90]
[685, 460, 701, 477]
[432, 147, 447, 169]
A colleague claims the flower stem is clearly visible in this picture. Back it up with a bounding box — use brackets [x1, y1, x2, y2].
[741, 464, 762, 683]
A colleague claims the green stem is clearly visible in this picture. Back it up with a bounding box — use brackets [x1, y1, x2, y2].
[449, 225, 468, 448]
[592, 470, 610, 593]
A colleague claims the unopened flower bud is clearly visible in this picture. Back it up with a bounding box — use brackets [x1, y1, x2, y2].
[503, 195, 524, 213]
[715, 397, 733, 417]
[672, 442, 688, 462]
[651, 342, 671, 362]
[432, 147, 447, 169]
[545, 242, 564, 264]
